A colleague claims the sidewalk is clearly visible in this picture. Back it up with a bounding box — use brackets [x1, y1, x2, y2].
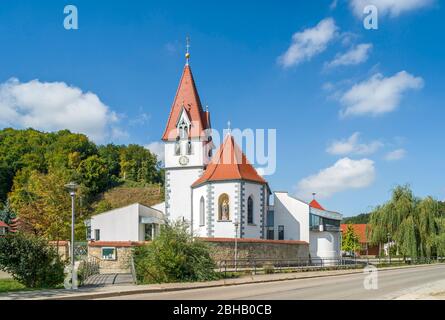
[1, 263, 443, 300]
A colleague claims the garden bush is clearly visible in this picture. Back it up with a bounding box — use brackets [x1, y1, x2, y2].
[0, 234, 65, 288]
[133, 220, 219, 284]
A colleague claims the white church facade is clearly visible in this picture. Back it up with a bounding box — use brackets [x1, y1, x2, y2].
[90, 51, 342, 260]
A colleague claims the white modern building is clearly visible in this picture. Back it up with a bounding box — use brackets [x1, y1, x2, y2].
[89, 49, 342, 260]
[271, 192, 342, 260]
[89, 203, 164, 242]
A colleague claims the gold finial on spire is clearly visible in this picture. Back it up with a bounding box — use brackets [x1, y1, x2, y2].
[185, 36, 191, 65]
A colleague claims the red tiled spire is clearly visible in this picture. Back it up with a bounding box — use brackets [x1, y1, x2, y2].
[192, 134, 267, 187]
[162, 65, 210, 141]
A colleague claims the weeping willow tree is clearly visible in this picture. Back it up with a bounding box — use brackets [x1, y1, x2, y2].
[368, 185, 444, 258]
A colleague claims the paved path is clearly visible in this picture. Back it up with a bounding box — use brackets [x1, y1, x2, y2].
[101, 264, 445, 300]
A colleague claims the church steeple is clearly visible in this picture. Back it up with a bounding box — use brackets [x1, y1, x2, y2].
[161, 40, 211, 141]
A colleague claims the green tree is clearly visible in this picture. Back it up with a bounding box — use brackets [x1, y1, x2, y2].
[98, 144, 122, 178]
[368, 185, 443, 259]
[342, 224, 361, 254]
[0, 234, 65, 288]
[76, 155, 110, 197]
[133, 220, 218, 284]
[0, 200, 16, 225]
[119, 144, 160, 184]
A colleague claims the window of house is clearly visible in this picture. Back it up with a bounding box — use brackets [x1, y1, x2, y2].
[267, 210, 274, 228]
[199, 197, 205, 226]
[187, 140, 192, 155]
[175, 141, 181, 155]
[278, 225, 284, 240]
[95, 229, 100, 241]
[86, 226, 91, 240]
[0, 227, 6, 236]
[247, 196, 254, 224]
[267, 228, 274, 240]
[101, 247, 116, 260]
[218, 193, 230, 221]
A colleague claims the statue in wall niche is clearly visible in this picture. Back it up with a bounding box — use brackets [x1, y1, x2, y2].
[222, 199, 229, 220]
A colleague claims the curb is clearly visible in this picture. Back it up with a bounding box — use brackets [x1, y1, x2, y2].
[48, 263, 445, 300]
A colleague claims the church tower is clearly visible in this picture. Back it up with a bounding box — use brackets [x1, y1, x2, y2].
[162, 42, 213, 222]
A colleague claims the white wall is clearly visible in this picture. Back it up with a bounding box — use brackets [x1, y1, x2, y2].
[309, 231, 341, 260]
[166, 167, 202, 222]
[90, 204, 139, 241]
[151, 201, 165, 214]
[273, 192, 310, 242]
[212, 182, 239, 238]
[191, 185, 207, 237]
[90, 204, 164, 242]
[164, 139, 208, 168]
[241, 182, 264, 239]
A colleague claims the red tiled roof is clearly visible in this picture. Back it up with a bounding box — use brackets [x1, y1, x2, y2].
[340, 224, 368, 243]
[309, 199, 325, 210]
[0, 221, 9, 228]
[192, 135, 267, 187]
[199, 237, 308, 245]
[162, 65, 210, 141]
[88, 241, 147, 247]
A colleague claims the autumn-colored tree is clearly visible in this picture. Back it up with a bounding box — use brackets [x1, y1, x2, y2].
[9, 170, 85, 241]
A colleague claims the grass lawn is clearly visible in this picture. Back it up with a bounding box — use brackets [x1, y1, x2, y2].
[0, 279, 27, 293]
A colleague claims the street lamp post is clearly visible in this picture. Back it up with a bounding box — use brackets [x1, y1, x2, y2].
[65, 181, 79, 290]
[234, 216, 239, 272]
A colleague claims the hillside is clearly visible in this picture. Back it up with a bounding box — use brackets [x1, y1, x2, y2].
[93, 182, 164, 214]
[342, 213, 370, 224]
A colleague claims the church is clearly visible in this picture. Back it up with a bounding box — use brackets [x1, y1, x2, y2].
[90, 47, 343, 261]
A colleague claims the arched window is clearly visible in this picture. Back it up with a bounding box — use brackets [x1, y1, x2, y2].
[218, 193, 230, 221]
[247, 196, 254, 224]
[199, 197, 205, 226]
[174, 141, 181, 155]
[187, 140, 192, 155]
[178, 120, 189, 140]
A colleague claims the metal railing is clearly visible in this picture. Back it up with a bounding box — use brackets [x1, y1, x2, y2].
[217, 258, 365, 276]
[216, 256, 445, 276]
[78, 255, 101, 286]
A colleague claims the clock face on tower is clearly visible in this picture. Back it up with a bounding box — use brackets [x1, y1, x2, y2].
[179, 156, 189, 166]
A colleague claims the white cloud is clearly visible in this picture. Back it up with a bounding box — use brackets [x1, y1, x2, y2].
[327, 132, 383, 155]
[339, 71, 424, 117]
[296, 158, 375, 199]
[145, 141, 165, 163]
[278, 18, 338, 68]
[326, 43, 372, 68]
[0, 78, 125, 142]
[349, 0, 434, 17]
[385, 148, 406, 161]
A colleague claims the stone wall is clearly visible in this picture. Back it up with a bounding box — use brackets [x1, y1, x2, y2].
[49, 241, 69, 261]
[88, 241, 145, 274]
[200, 238, 310, 262]
[86, 239, 310, 274]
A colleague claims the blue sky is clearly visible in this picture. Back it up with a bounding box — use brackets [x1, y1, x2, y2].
[0, 0, 444, 216]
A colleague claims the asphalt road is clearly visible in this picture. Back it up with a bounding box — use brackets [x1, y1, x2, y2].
[102, 264, 445, 300]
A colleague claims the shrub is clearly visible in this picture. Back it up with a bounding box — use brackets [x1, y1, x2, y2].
[133, 220, 219, 284]
[263, 263, 275, 274]
[0, 234, 65, 288]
